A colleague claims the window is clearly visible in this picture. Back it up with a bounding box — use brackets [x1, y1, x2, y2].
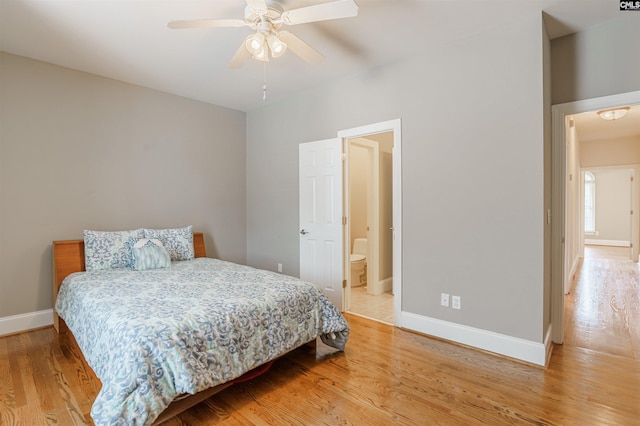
[584, 172, 595, 234]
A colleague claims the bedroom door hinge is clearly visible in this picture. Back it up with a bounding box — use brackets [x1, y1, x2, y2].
[342, 216, 347, 225]
[342, 279, 347, 288]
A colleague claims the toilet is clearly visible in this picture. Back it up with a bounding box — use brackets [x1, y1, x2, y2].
[350, 238, 367, 287]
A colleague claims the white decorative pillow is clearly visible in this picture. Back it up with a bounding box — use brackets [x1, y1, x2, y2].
[84, 229, 144, 271]
[132, 239, 171, 271]
[143, 225, 194, 261]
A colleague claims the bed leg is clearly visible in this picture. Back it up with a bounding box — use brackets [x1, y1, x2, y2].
[53, 316, 69, 334]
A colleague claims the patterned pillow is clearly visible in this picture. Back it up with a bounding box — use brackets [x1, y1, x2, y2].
[84, 229, 144, 271]
[143, 225, 194, 261]
[132, 239, 171, 271]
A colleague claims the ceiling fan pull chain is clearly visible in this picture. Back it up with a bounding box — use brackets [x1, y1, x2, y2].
[263, 62, 267, 101]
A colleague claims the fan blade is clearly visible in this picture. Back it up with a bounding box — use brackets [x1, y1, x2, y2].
[167, 19, 247, 29]
[278, 31, 324, 65]
[245, 0, 268, 13]
[281, 0, 358, 25]
[228, 42, 252, 69]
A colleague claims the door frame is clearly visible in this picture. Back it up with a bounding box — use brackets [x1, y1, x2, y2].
[551, 90, 640, 344]
[338, 119, 402, 326]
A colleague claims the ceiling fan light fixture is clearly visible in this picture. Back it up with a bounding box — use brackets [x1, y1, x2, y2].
[252, 46, 269, 62]
[267, 33, 287, 58]
[169, 0, 360, 69]
[597, 107, 630, 121]
[245, 33, 265, 55]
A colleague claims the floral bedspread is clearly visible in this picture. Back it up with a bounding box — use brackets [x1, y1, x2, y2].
[55, 258, 349, 426]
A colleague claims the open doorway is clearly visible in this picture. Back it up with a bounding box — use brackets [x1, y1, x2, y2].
[298, 119, 401, 326]
[344, 132, 394, 324]
[551, 91, 640, 344]
[338, 119, 402, 327]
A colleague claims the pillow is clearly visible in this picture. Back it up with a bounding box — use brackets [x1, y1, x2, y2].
[143, 225, 194, 261]
[84, 228, 144, 271]
[132, 238, 171, 271]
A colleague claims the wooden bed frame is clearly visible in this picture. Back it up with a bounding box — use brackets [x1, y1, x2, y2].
[50, 232, 286, 424]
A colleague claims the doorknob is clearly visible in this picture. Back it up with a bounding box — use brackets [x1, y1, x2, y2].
[300, 229, 309, 235]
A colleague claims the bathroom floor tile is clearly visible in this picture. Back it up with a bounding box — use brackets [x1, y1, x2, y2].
[348, 286, 394, 324]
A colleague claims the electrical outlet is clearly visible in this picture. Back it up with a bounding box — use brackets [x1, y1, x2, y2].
[452, 295, 461, 310]
[440, 293, 450, 307]
[277, 263, 283, 273]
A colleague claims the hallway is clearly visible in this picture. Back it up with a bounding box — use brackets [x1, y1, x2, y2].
[564, 245, 640, 360]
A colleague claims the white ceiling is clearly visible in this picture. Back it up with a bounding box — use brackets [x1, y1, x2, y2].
[0, 0, 635, 112]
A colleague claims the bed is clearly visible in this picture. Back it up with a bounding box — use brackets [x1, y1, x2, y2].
[52, 230, 349, 426]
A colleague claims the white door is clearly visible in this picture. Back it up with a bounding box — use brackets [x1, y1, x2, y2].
[299, 139, 344, 310]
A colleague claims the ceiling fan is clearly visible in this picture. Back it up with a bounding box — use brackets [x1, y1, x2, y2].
[167, 0, 359, 69]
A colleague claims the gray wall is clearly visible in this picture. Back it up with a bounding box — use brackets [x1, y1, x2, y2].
[247, 14, 547, 342]
[0, 53, 247, 318]
[551, 15, 640, 105]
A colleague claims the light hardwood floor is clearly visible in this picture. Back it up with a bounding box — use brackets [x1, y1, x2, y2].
[1, 248, 639, 425]
[564, 245, 640, 360]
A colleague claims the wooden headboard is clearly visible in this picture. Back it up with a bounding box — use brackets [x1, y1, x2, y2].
[52, 232, 206, 333]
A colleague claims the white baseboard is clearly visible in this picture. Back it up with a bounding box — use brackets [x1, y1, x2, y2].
[401, 311, 547, 366]
[380, 277, 392, 294]
[367, 277, 393, 295]
[0, 309, 53, 337]
[585, 239, 630, 247]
